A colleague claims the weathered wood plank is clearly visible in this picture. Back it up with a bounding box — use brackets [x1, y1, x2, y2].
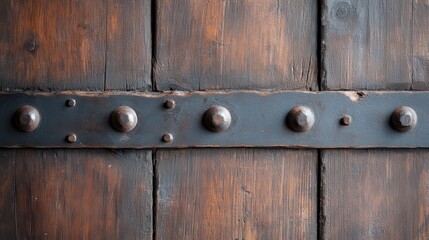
[322, 150, 429, 239]
[14, 149, 152, 239]
[0, 0, 152, 91]
[322, 0, 412, 90]
[0, 150, 16, 239]
[156, 149, 317, 239]
[105, 0, 152, 90]
[412, 0, 429, 89]
[154, 0, 317, 91]
[0, 0, 106, 90]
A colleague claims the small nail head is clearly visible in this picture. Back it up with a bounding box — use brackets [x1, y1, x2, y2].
[340, 115, 351, 126]
[66, 99, 76, 107]
[164, 99, 176, 109]
[162, 133, 174, 142]
[66, 134, 77, 143]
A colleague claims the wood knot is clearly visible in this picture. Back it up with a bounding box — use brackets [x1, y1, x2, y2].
[334, 2, 353, 20]
[24, 36, 39, 54]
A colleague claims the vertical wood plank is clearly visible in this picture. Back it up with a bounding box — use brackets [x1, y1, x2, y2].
[412, 0, 429, 89]
[322, 150, 429, 239]
[156, 149, 317, 239]
[154, 0, 317, 91]
[0, 150, 16, 239]
[0, 0, 107, 90]
[0, 0, 152, 91]
[322, 0, 412, 90]
[14, 149, 152, 239]
[105, 0, 152, 90]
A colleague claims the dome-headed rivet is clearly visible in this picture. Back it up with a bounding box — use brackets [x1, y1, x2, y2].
[164, 99, 176, 109]
[162, 133, 174, 142]
[203, 105, 232, 132]
[66, 134, 77, 143]
[14, 105, 41, 132]
[110, 106, 138, 132]
[340, 115, 352, 126]
[287, 106, 315, 132]
[66, 99, 76, 107]
[391, 106, 417, 132]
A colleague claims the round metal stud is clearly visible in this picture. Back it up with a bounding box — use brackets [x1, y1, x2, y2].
[162, 133, 174, 143]
[110, 106, 138, 132]
[287, 106, 315, 132]
[340, 115, 352, 126]
[390, 106, 417, 132]
[14, 105, 41, 132]
[66, 99, 76, 107]
[203, 105, 232, 132]
[164, 99, 176, 110]
[66, 134, 77, 143]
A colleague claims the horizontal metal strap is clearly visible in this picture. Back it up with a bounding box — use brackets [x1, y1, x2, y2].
[0, 91, 428, 149]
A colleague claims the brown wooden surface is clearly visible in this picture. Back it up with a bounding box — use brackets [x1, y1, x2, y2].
[7, 149, 152, 239]
[321, 150, 429, 239]
[0, 1, 153, 239]
[155, 149, 317, 239]
[154, 0, 317, 91]
[0, 150, 16, 239]
[322, 0, 413, 90]
[0, 0, 151, 90]
[413, 0, 429, 90]
[322, 1, 429, 239]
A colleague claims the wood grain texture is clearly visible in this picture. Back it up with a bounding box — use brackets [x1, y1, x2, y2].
[413, 0, 429, 90]
[322, 150, 429, 239]
[322, 0, 413, 90]
[12, 149, 152, 239]
[0, 0, 151, 91]
[0, 150, 16, 239]
[105, 0, 152, 90]
[154, 0, 317, 91]
[156, 149, 317, 239]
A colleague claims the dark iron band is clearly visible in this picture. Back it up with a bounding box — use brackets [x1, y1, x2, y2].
[0, 91, 428, 149]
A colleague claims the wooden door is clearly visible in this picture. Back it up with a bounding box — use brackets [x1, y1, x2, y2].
[0, 0, 427, 240]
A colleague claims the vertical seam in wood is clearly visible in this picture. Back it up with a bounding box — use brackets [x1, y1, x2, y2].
[411, 0, 414, 90]
[151, 0, 158, 92]
[14, 150, 18, 239]
[317, 149, 326, 240]
[319, 0, 327, 91]
[152, 149, 158, 240]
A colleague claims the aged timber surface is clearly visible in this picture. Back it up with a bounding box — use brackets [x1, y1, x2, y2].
[155, 149, 317, 239]
[0, 1, 153, 239]
[10, 149, 152, 239]
[154, 0, 317, 91]
[322, 150, 429, 239]
[322, 0, 429, 90]
[322, 1, 429, 239]
[0, 0, 151, 90]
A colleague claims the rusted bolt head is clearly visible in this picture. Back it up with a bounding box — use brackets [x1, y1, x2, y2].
[162, 133, 174, 142]
[164, 99, 176, 109]
[110, 106, 138, 132]
[66, 99, 76, 107]
[391, 106, 417, 132]
[66, 134, 77, 143]
[340, 115, 352, 126]
[14, 105, 41, 132]
[203, 105, 232, 132]
[287, 106, 315, 132]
